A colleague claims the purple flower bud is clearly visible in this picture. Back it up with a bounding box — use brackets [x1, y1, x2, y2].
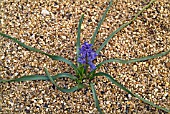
[78, 42, 98, 71]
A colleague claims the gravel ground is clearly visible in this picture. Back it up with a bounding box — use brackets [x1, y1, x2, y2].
[0, 0, 170, 113]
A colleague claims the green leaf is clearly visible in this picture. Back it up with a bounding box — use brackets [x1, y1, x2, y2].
[0, 32, 48, 55]
[0, 73, 78, 83]
[96, 50, 170, 69]
[90, 83, 103, 114]
[96, 22, 129, 54]
[93, 72, 170, 113]
[96, 0, 156, 54]
[44, 68, 83, 93]
[48, 55, 78, 71]
[0, 32, 78, 71]
[91, 0, 113, 45]
[77, 14, 84, 65]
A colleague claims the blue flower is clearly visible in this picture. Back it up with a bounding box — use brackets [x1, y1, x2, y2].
[78, 42, 98, 71]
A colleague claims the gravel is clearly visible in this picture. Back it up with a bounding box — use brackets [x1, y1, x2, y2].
[0, 0, 169, 113]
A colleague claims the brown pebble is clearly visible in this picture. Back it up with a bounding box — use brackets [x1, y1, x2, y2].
[165, 62, 170, 68]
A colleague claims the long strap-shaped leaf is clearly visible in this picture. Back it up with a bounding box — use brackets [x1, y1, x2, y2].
[91, 0, 113, 45]
[93, 72, 170, 113]
[96, 50, 170, 68]
[96, 0, 156, 54]
[0, 32, 78, 71]
[90, 83, 103, 114]
[76, 14, 84, 66]
[44, 68, 83, 93]
[0, 73, 78, 83]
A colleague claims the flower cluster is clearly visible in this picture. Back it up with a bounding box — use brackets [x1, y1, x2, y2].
[78, 42, 98, 71]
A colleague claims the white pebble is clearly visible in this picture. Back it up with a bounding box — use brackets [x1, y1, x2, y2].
[1, 56, 5, 59]
[61, 36, 66, 39]
[41, 9, 50, 16]
[20, 39, 25, 43]
[38, 99, 43, 104]
[133, 65, 137, 72]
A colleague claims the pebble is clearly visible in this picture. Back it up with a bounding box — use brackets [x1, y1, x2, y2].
[38, 100, 43, 104]
[132, 65, 138, 72]
[41, 9, 50, 16]
[165, 62, 170, 68]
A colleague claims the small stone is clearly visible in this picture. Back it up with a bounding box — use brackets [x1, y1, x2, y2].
[133, 65, 137, 72]
[163, 93, 168, 97]
[81, 24, 85, 29]
[61, 36, 66, 39]
[127, 101, 131, 105]
[20, 39, 25, 43]
[154, 88, 158, 92]
[41, 9, 50, 16]
[31, 87, 35, 91]
[1, 56, 5, 59]
[165, 62, 170, 68]
[38, 99, 43, 104]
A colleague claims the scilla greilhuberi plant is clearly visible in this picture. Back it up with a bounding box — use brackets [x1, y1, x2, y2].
[0, 0, 170, 113]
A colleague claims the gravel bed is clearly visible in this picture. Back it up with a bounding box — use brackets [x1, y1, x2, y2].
[0, 0, 169, 113]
